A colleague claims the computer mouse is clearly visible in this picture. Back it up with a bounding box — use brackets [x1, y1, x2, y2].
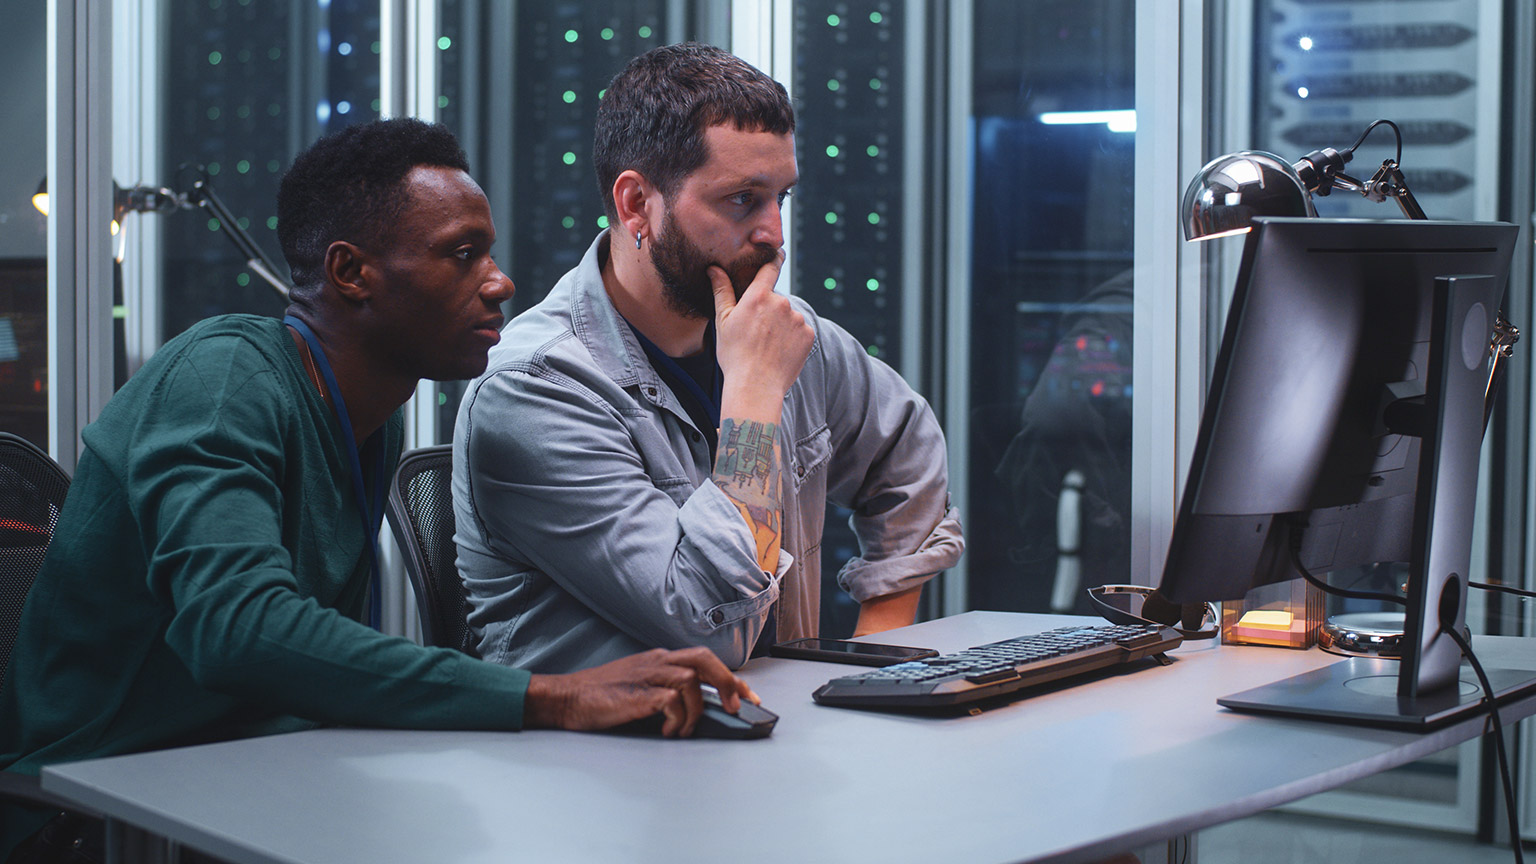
[607, 687, 778, 739]
[693, 687, 778, 739]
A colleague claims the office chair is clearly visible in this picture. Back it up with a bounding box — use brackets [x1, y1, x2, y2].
[0, 432, 88, 812]
[385, 445, 478, 656]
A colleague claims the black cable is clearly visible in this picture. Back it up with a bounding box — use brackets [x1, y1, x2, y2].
[1345, 118, 1404, 165]
[1442, 626, 1524, 864]
[1290, 544, 1407, 606]
[1470, 581, 1536, 600]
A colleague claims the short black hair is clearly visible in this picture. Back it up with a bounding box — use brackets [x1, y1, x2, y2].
[276, 118, 470, 297]
[593, 42, 795, 219]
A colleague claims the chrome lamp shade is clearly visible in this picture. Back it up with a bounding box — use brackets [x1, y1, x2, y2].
[1180, 150, 1317, 241]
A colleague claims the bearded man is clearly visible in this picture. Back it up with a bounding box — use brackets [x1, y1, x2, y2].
[453, 43, 963, 673]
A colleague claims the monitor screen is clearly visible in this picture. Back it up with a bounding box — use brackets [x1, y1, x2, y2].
[1157, 217, 1522, 726]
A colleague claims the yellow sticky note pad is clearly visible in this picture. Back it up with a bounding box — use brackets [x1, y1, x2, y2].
[1236, 609, 1294, 631]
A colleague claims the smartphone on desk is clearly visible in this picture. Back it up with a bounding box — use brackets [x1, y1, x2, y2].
[769, 638, 938, 667]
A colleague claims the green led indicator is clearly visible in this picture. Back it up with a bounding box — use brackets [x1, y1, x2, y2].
[236, 160, 251, 174]
[208, 51, 222, 66]
[112, 305, 127, 320]
[638, 25, 653, 38]
[371, 41, 381, 55]
[236, 105, 250, 118]
[437, 36, 452, 50]
[266, 216, 278, 230]
[268, 47, 281, 60]
[565, 29, 579, 43]
[868, 212, 881, 225]
[870, 12, 884, 23]
[207, 107, 220, 120]
[371, 98, 381, 112]
[825, 145, 840, 158]
[827, 14, 840, 26]
[597, 215, 610, 229]
[562, 90, 577, 104]
[207, 218, 220, 232]
[268, 103, 281, 116]
[438, 95, 450, 108]
[869, 78, 882, 90]
[267, 160, 280, 173]
[867, 145, 880, 157]
[562, 152, 577, 166]
[598, 89, 607, 99]
[824, 212, 838, 224]
[237, 217, 249, 230]
[601, 27, 615, 40]
[438, 392, 448, 406]
[866, 278, 880, 291]
[866, 344, 880, 356]
[823, 277, 837, 290]
[562, 216, 576, 229]
[827, 79, 841, 92]
[206, 162, 220, 176]
[236, 273, 250, 287]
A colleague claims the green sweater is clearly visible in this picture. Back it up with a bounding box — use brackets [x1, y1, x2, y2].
[0, 315, 530, 851]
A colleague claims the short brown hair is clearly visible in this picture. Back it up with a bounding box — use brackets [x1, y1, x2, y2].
[593, 42, 795, 219]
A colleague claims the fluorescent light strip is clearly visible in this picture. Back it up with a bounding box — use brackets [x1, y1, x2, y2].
[1038, 109, 1136, 133]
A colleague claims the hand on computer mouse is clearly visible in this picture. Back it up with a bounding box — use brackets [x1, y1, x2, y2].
[694, 687, 778, 739]
[524, 646, 758, 737]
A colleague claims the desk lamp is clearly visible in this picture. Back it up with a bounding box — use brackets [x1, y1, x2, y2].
[32, 169, 292, 299]
[1181, 119, 1516, 423]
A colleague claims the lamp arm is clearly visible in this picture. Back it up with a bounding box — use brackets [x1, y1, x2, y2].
[1485, 317, 1521, 431]
[184, 179, 292, 299]
[1367, 161, 1428, 220]
[1321, 171, 1367, 197]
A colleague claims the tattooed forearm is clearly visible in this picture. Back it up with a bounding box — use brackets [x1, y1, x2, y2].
[714, 418, 785, 573]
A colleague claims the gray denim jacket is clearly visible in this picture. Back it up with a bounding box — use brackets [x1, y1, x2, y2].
[453, 232, 964, 671]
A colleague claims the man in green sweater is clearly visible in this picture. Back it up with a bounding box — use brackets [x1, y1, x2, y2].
[0, 118, 753, 861]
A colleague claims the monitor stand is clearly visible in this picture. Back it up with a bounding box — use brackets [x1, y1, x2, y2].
[1217, 657, 1536, 730]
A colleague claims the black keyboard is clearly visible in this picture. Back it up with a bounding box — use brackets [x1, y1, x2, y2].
[811, 624, 1183, 709]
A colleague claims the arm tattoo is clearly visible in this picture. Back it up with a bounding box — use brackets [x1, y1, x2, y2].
[714, 418, 784, 573]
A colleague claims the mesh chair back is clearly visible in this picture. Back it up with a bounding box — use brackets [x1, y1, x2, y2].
[386, 445, 476, 655]
[0, 433, 71, 693]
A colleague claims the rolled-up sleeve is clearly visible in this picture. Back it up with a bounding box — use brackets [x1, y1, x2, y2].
[461, 364, 785, 668]
[812, 313, 966, 603]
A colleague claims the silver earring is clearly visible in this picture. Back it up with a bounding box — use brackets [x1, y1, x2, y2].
[635, 230, 643, 249]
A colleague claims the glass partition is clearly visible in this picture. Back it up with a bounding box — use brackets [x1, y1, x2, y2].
[159, 0, 382, 340]
[0, 1, 50, 448]
[961, 0, 1136, 617]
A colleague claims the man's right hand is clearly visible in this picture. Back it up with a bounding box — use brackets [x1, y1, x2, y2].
[523, 646, 759, 737]
[711, 251, 814, 423]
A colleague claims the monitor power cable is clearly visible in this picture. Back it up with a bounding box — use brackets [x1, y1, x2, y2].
[1291, 543, 1526, 862]
[1290, 545, 1407, 607]
[1443, 625, 1524, 864]
[1470, 581, 1536, 600]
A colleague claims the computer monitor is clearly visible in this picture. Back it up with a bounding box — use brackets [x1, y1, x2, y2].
[1158, 216, 1536, 729]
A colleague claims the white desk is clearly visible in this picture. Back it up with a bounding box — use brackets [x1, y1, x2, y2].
[41, 612, 1536, 864]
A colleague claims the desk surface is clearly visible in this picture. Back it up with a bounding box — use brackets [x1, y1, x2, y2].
[42, 612, 1536, 864]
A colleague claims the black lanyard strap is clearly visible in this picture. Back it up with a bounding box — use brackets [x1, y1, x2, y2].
[627, 321, 724, 430]
[284, 315, 387, 629]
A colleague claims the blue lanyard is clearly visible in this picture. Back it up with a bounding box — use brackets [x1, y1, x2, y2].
[627, 321, 724, 429]
[284, 315, 387, 630]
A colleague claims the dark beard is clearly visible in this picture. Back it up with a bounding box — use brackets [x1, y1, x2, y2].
[649, 209, 777, 319]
